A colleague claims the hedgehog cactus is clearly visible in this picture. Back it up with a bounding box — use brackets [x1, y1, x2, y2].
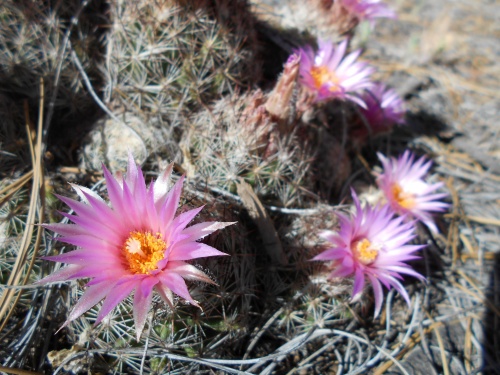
[270, 0, 396, 37]
[0, 0, 107, 151]
[0, 0, 96, 106]
[180, 87, 318, 206]
[104, 0, 261, 128]
[180, 46, 359, 206]
[179, 54, 314, 205]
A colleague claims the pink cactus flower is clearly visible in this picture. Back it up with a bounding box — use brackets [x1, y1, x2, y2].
[339, 0, 397, 24]
[312, 191, 425, 317]
[296, 39, 375, 107]
[38, 156, 234, 339]
[377, 151, 449, 232]
[360, 83, 405, 132]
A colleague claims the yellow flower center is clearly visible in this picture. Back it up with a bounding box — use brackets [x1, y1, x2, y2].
[391, 184, 416, 209]
[123, 231, 167, 274]
[352, 238, 380, 265]
[310, 66, 340, 91]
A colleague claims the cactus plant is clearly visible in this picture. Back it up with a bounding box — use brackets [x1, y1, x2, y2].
[0, 0, 108, 155]
[97, 0, 260, 152]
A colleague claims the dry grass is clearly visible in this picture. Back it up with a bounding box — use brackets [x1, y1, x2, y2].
[0, 80, 45, 328]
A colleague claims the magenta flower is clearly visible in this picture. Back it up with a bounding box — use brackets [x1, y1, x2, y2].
[38, 156, 234, 339]
[377, 151, 449, 232]
[339, 0, 396, 24]
[312, 191, 424, 317]
[296, 39, 375, 107]
[350, 83, 405, 145]
[360, 82, 405, 133]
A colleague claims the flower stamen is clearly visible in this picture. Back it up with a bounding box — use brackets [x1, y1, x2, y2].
[310, 66, 340, 90]
[352, 238, 380, 265]
[391, 184, 416, 209]
[126, 238, 145, 257]
[124, 231, 166, 274]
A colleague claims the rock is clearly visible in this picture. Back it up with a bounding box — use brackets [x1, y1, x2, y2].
[79, 114, 148, 173]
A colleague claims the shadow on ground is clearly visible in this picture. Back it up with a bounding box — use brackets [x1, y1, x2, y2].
[483, 252, 500, 374]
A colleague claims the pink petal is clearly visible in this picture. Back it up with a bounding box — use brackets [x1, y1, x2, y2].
[42, 223, 88, 237]
[57, 234, 120, 253]
[155, 283, 174, 309]
[70, 184, 105, 205]
[168, 242, 228, 261]
[166, 261, 215, 284]
[328, 39, 348, 70]
[179, 221, 236, 243]
[157, 272, 199, 307]
[121, 180, 141, 228]
[36, 265, 84, 284]
[125, 153, 139, 192]
[159, 176, 185, 229]
[329, 264, 354, 278]
[95, 278, 138, 325]
[336, 49, 362, 73]
[367, 274, 384, 317]
[56, 195, 120, 231]
[133, 167, 149, 215]
[421, 218, 438, 233]
[144, 185, 160, 232]
[346, 94, 368, 109]
[170, 206, 205, 236]
[59, 212, 122, 244]
[153, 163, 174, 208]
[133, 277, 158, 340]
[384, 266, 425, 281]
[69, 264, 128, 281]
[312, 247, 348, 261]
[103, 165, 128, 221]
[341, 255, 354, 269]
[85, 268, 131, 285]
[380, 274, 411, 306]
[318, 39, 334, 64]
[67, 282, 115, 323]
[352, 267, 365, 297]
[43, 249, 120, 265]
[72, 185, 124, 231]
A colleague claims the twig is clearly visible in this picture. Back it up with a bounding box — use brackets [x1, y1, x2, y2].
[426, 311, 450, 375]
[0, 170, 33, 197]
[241, 308, 283, 363]
[0, 366, 43, 375]
[70, 49, 147, 151]
[265, 205, 323, 215]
